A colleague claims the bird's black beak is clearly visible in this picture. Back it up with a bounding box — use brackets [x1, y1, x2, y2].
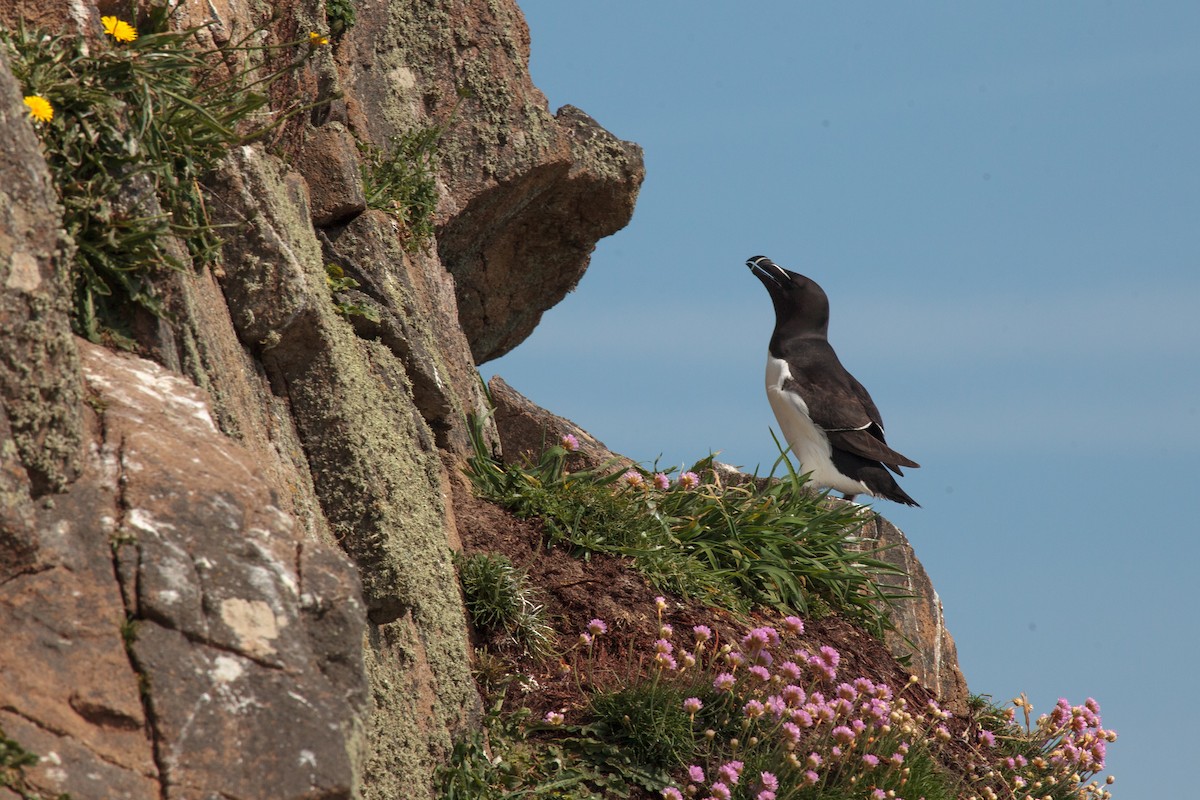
[746, 255, 786, 288]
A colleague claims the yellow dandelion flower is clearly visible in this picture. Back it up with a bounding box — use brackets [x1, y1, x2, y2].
[101, 15, 138, 43]
[309, 31, 330, 46]
[23, 95, 53, 123]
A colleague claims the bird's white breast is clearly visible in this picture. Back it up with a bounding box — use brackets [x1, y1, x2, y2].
[765, 354, 870, 497]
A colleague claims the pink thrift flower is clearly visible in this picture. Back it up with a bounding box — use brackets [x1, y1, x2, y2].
[758, 771, 779, 791]
[749, 665, 771, 682]
[679, 471, 701, 489]
[744, 626, 780, 650]
[587, 618, 608, 636]
[742, 699, 766, 718]
[655, 652, 678, 670]
[710, 781, 732, 800]
[806, 752, 822, 769]
[545, 711, 564, 725]
[621, 469, 645, 487]
[683, 697, 703, 715]
[560, 433, 580, 452]
[718, 761, 744, 784]
[979, 729, 996, 747]
[865, 698, 890, 723]
[578, 632, 592, 646]
[791, 708, 814, 728]
[713, 672, 737, 691]
[782, 615, 805, 635]
[655, 638, 674, 654]
[653, 472, 671, 490]
[832, 725, 855, 745]
[680, 650, 696, 668]
[1051, 698, 1072, 726]
[803, 770, 819, 786]
[655, 596, 667, 612]
[861, 753, 880, 767]
[660, 623, 674, 637]
[779, 661, 802, 681]
[781, 721, 801, 745]
[692, 624, 712, 643]
[687, 765, 705, 783]
[818, 645, 840, 668]
[662, 789, 684, 800]
[756, 792, 776, 800]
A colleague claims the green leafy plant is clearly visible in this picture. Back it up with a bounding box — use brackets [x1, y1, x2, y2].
[1, 7, 329, 342]
[464, 413, 906, 637]
[325, 0, 356, 36]
[1, 727, 69, 800]
[359, 126, 441, 251]
[324, 263, 380, 321]
[455, 551, 555, 659]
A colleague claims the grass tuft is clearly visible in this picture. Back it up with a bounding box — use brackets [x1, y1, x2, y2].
[455, 551, 556, 659]
[464, 411, 905, 637]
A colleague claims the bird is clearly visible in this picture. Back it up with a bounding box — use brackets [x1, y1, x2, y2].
[745, 255, 920, 506]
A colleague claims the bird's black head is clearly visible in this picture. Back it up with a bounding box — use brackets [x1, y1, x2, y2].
[745, 255, 830, 336]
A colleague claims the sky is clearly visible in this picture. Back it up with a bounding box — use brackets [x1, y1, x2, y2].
[480, 4, 1200, 796]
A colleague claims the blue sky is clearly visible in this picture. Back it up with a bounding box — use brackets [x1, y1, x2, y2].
[481, 4, 1200, 795]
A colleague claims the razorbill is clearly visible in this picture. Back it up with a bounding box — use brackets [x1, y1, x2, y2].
[746, 255, 920, 506]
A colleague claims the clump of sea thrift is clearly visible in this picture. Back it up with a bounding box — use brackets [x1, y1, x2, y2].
[554, 603, 1123, 800]
[961, 695, 1117, 800]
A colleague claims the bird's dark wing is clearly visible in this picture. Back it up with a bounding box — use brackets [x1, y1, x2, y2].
[780, 338, 920, 471]
[826, 428, 919, 472]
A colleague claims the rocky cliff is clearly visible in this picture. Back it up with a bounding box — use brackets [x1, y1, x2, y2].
[0, 2, 962, 798]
